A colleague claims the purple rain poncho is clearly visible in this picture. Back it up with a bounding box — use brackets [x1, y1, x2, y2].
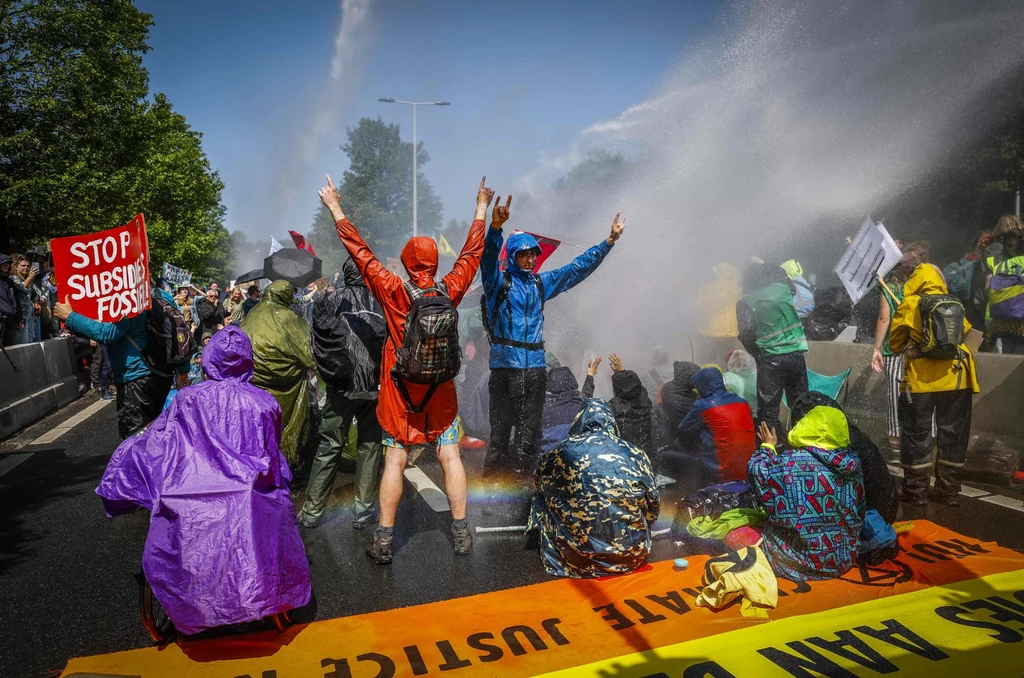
[96, 326, 312, 635]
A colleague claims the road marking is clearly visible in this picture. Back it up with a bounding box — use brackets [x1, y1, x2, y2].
[403, 466, 450, 512]
[0, 453, 33, 477]
[0, 398, 112, 477]
[29, 398, 112, 446]
[979, 494, 1024, 513]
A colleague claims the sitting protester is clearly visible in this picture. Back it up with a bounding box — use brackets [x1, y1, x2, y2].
[789, 390, 898, 524]
[750, 409, 864, 581]
[95, 327, 312, 635]
[583, 354, 654, 452]
[677, 367, 756, 483]
[658, 360, 701, 448]
[537, 366, 585, 456]
[723, 349, 758, 417]
[528, 399, 660, 578]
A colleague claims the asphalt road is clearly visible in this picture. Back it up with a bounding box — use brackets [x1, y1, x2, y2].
[1, 393, 1022, 678]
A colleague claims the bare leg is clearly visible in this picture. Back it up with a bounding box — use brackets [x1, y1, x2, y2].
[437, 443, 468, 521]
[378, 445, 408, 528]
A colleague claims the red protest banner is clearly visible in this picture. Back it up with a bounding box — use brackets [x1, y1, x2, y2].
[50, 214, 151, 323]
[498, 229, 562, 271]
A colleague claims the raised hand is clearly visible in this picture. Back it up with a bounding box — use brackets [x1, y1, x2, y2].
[758, 421, 778, 448]
[608, 353, 624, 371]
[475, 176, 496, 221]
[607, 212, 625, 246]
[491, 194, 512, 230]
[318, 174, 345, 221]
[587, 355, 602, 377]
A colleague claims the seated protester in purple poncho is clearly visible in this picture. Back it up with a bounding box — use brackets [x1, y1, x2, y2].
[95, 326, 312, 636]
[750, 405, 864, 581]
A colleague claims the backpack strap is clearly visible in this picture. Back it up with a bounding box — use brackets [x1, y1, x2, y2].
[482, 270, 545, 351]
[393, 376, 440, 415]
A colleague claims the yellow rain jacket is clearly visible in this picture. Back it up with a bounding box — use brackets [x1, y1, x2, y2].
[889, 265, 979, 395]
[695, 546, 778, 618]
[697, 263, 741, 337]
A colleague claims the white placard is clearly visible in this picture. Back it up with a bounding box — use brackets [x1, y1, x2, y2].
[834, 217, 903, 304]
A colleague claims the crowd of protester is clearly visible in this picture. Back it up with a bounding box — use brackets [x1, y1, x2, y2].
[7, 187, 1021, 637]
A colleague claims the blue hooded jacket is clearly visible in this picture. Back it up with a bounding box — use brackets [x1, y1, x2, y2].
[482, 228, 612, 369]
[678, 367, 756, 482]
[65, 287, 178, 384]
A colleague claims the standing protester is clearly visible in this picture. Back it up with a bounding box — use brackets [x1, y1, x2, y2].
[481, 202, 625, 478]
[889, 264, 980, 506]
[241, 284, 261, 318]
[985, 215, 1024, 354]
[196, 287, 226, 337]
[9, 255, 33, 345]
[240, 280, 315, 466]
[870, 263, 915, 456]
[298, 258, 387, 530]
[54, 286, 175, 439]
[736, 262, 809, 433]
[0, 255, 21, 346]
[320, 174, 488, 563]
[223, 286, 246, 324]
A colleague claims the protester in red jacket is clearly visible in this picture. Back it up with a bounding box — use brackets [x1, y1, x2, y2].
[319, 174, 493, 564]
[677, 367, 756, 483]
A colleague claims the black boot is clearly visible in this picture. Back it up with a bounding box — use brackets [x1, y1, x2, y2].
[932, 459, 963, 505]
[451, 520, 473, 556]
[899, 467, 929, 506]
[367, 528, 393, 564]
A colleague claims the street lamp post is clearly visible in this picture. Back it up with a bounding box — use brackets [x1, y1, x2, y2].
[378, 98, 450, 237]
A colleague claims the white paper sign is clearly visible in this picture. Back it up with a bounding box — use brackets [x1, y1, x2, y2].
[834, 217, 903, 304]
[269, 236, 284, 255]
[162, 262, 192, 287]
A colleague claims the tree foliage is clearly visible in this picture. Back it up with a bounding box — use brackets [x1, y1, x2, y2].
[0, 0, 229, 280]
[311, 117, 444, 274]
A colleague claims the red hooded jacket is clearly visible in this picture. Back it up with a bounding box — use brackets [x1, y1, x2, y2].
[336, 218, 485, 445]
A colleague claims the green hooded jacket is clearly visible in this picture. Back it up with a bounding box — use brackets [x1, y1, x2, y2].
[740, 282, 808, 355]
[241, 280, 315, 463]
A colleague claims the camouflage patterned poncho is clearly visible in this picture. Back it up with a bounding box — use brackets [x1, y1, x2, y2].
[528, 399, 660, 578]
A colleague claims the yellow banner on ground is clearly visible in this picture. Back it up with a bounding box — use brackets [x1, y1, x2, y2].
[540, 568, 1024, 677]
[60, 522, 1024, 678]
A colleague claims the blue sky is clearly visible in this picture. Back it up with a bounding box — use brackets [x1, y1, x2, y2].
[135, 0, 714, 240]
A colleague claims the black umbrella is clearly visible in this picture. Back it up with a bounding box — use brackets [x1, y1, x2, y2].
[264, 249, 323, 288]
[234, 268, 266, 285]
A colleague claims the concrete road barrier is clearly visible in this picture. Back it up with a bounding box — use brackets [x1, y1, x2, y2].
[0, 338, 82, 439]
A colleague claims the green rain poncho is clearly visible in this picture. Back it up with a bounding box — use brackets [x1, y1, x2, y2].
[241, 281, 315, 463]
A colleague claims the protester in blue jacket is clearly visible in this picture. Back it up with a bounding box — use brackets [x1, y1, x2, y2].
[55, 286, 176, 439]
[481, 197, 625, 478]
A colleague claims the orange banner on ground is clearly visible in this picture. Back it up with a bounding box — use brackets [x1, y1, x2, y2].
[61, 521, 1024, 677]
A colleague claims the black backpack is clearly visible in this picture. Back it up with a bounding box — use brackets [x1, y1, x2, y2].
[128, 294, 196, 377]
[917, 294, 965, 361]
[392, 281, 461, 413]
[480, 270, 546, 350]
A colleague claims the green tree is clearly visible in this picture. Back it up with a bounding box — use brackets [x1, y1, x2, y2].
[310, 117, 444, 269]
[0, 0, 229, 279]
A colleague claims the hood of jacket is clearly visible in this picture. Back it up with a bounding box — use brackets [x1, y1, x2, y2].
[343, 258, 365, 287]
[725, 349, 757, 374]
[903, 264, 947, 297]
[781, 259, 803, 279]
[788, 404, 852, 453]
[400, 236, 439, 288]
[203, 326, 255, 382]
[263, 280, 296, 307]
[742, 263, 792, 294]
[692, 367, 726, 398]
[570, 399, 619, 438]
[547, 366, 580, 395]
[611, 369, 646, 400]
[672, 360, 701, 386]
[506, 231, 542, 276]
